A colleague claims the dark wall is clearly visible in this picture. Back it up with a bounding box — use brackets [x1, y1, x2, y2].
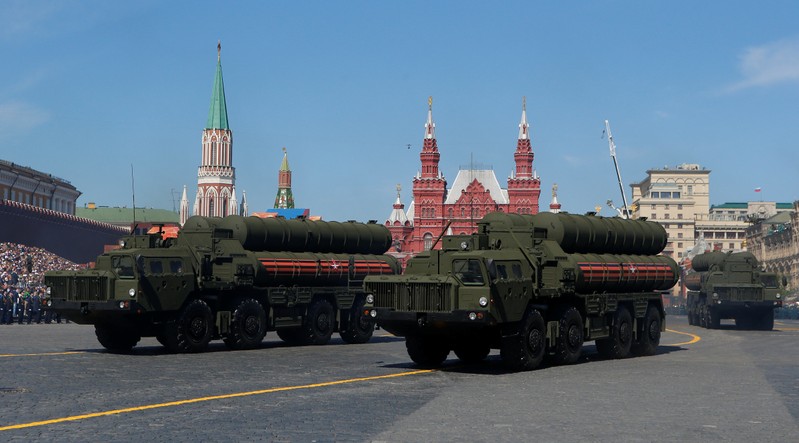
[0, 201, 128, 264]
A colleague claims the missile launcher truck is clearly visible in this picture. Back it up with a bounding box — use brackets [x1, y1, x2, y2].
[363, 212, 678, 371]
[44, 215, 401, 353]
[685, 251, 783, 330]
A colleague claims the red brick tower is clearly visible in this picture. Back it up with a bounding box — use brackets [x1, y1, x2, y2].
[507, 97, 541, 214]
[410, 97, 448, 252]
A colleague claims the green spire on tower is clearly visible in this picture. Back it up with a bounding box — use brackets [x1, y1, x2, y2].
[206, 41, 229, 130]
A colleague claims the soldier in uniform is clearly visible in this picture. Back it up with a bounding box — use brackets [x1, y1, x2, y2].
[29, 290, 41, 324]
[16, 289, 27, 324]
[0, 288, 10, 324]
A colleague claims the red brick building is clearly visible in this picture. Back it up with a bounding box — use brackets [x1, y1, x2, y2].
[385, 97, 541, 262]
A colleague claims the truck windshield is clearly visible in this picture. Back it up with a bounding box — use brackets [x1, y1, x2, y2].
[452, 259, 485, 285]
[111, 255, 135, 278]
[760, 275, 778, 288]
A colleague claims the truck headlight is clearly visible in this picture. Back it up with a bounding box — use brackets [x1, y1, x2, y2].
[365, 294, 374, 304]
[46, 287, 51, 295]
[479, 296, 488, 307]
[712, 292, 719, 300]
[776, 294, 781, 299]
[128, 288, 136, 297]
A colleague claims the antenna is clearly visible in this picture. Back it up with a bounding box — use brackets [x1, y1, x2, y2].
[131, 164, 137, 234]
[605, 120, 630, 218]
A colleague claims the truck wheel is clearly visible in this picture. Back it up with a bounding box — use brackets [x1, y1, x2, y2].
[340, 297, 375, 344]
[500, 307, 546, 371]
[453, 340, 490, 363]
[224, 299, 267, 350]
[631, 305, 661, 356]
[550, 306, 583, 365]
[757, 310, 774, 331]
[305, 299, 335, 345]
[706, 308, 720, 329]
[164, 299, 214, 353]
[406, 335, 449, 367]
[687, 310, 695, 326]
[95, 324, 140, 353]
[596, 306, 633, 359]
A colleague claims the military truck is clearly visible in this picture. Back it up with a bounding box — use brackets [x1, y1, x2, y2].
[685, 251, 783, 330]
[44, 215, 400, 353]
[364, 212, 678, 371]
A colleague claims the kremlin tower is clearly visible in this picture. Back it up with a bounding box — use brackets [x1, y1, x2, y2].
[385, 97, 542, 260]
[274, 148, 295, 209]
[186, 42, 238, 223]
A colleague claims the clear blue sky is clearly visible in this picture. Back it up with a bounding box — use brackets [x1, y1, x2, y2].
[3, 1, 798, 222]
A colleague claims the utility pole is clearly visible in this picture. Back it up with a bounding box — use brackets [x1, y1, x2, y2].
[605, 120, 630, 218]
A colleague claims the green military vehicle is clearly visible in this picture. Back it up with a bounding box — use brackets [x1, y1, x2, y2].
[685, 251, 783, 330]
[44, 215, 400, 353]
[364, 212, 678, 371]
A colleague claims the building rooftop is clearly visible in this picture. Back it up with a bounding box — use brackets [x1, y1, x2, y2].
[76, 206, 180, 224]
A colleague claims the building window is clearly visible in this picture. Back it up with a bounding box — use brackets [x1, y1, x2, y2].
[678, 232, 683, 239]
[678, 204, 683, 210]
[423, 233, 433, 251]
[677, 213, 683, 219]
[729, 243, 735, 249]
[687, 185, 693, 195]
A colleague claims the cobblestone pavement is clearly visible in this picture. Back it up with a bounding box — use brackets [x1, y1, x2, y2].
[1, 317, 798, 442]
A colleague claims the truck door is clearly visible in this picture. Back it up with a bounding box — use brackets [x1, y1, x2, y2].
[489, 260, 530, 323]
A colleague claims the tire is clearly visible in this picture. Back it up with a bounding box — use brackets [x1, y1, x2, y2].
[550, 306, 584, 365]
[339, 297, 375, 344]
[223, 299, 267, 350]
[163, 299, 214, 353]
[500, 307, 546, 371]
[596, 305, 633, 359]
[706, 308, 720, 329]
[631, 305, 661, 356]
[95, 324, 140, 353]
[406, 335, 449, 367]
[304, 299, 335, 345]
[453, 339, 491, 363]
[757, 310, 774, 331]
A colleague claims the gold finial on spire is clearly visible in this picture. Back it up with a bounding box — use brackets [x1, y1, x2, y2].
[552, 183, 558, 198]
[523, 96, 527, 111]
[217, 40, 221, 62]
[428, 96, 433, 109]
[396, 183, 402, 196]
[282, 146, 287, 154]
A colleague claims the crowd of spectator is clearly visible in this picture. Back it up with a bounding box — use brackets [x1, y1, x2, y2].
[1, 242, 83, 324]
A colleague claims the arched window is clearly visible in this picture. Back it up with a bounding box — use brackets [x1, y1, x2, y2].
[208, 198, 215, 217]
[423, 233, 433, 251]
[211, 139, 218, 165]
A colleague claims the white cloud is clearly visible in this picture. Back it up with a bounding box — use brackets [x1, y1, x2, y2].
[726, 37, 799, 92]
[0, 0, 64, 40]
[0, 101, 50, 137]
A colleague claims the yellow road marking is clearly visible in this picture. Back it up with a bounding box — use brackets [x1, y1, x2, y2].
[664, 328, 701, 346]
[0, 351, 86, 358]
[776, 327, 799, 331]
[0, 369, 434, 432]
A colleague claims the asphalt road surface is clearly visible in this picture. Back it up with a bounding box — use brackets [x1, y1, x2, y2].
[1, 316, 798, 442]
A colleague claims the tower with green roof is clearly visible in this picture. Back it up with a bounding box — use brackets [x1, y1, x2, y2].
[274, 147, 295, 209]
[192, 41, 238, 219]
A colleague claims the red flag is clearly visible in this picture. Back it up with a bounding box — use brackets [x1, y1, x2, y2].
[754, 187, 762, 192]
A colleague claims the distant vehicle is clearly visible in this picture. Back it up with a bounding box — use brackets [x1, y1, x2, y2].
[44, 215, 400, 353]
[685, 251, 783, 330]
[364, 212, 678, 371]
